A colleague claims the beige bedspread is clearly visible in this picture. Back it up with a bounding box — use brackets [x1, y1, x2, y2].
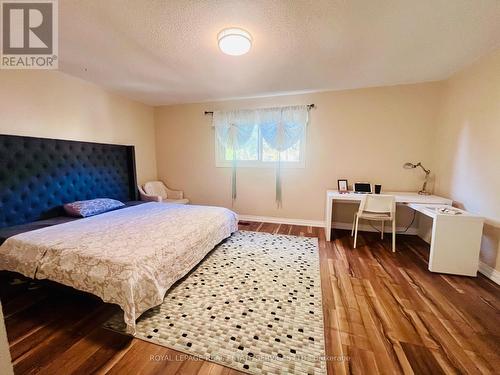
[0, 202, 238, 334]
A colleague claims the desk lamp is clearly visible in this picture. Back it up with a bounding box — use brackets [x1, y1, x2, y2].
[403, 162, 431, 195]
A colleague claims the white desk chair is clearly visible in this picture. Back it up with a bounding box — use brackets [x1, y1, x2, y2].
[351, 195, 396, 252]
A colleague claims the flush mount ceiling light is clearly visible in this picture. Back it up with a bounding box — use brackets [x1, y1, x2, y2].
[217, 28, 252, 56]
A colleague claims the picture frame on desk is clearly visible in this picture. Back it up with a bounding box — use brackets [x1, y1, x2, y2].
[337, 179, 349, 193]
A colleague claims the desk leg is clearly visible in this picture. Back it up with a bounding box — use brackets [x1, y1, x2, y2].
[428, 215, 483, 276]
[325, 197, 332, 241]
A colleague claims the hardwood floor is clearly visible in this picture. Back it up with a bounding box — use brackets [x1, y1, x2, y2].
[1, 222, 499, 374]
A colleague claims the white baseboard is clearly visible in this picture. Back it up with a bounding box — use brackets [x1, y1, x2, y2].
[478, 262, 500, 285]
[237, 215, 418, 235]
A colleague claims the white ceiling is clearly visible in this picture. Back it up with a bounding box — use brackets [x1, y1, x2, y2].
[59, 0, 500, 106]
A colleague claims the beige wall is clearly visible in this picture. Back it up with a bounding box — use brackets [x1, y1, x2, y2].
[155, 82, 444, 224]
[434, 49, 500, 271]
[0, 71, 157, 184]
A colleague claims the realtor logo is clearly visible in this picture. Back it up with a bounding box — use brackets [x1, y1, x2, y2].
[1, 0, 58, 69]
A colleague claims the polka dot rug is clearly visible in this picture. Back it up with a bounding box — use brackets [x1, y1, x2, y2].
[104, 230, 326, 374]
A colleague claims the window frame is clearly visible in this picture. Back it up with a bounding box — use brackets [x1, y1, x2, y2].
[215, 126, 306, 168]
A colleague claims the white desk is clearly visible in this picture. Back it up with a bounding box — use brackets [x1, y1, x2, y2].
[325, 190, 452, 242]
[407, 204, 484, 276]
[325, 191, 484, 276]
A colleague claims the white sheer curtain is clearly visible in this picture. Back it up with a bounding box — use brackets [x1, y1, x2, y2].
[213, 110, 256, 202]
[213, 105, 309, 207]
[258, 105, 308, 206]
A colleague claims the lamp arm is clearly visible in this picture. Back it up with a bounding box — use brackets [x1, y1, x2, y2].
[421, 179, 428, 191]
[416, 162, 430, 175]
[417, 163, 431, 195]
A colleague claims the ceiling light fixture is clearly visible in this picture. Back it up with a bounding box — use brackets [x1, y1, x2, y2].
[217, 28, 252, 56]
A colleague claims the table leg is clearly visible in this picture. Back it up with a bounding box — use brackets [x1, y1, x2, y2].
[428, 215, 483, 276]
[325, 197, 332, 241]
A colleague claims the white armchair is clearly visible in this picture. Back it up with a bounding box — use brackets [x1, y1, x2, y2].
[138, 181, 189, 204]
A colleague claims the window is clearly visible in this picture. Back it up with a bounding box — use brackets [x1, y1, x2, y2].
[215, 125, 306, 168]
[212, 105, 309, 205]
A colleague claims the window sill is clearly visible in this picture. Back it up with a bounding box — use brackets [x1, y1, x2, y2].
[215, 161, 306, 169]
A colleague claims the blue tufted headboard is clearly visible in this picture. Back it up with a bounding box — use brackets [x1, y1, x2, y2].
[0, 134, 138, 228]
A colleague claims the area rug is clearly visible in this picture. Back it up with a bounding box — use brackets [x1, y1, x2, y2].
[104, 231, 326, 375]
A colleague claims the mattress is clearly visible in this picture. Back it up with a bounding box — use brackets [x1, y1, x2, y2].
[0, 201, 144, 245]
[0, 217, 79, 245]
[0, 202, 238, 334]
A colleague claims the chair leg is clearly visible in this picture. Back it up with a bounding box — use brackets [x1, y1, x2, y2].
[392, 219, 396, 252]
[381, 220, 384, 239]
[353, 216, 360, 248]
[351, 214, 356, 236]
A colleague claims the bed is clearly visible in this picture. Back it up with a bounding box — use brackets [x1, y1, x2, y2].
[0, 202, 237, 333]
[0, 134, 238, 334]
